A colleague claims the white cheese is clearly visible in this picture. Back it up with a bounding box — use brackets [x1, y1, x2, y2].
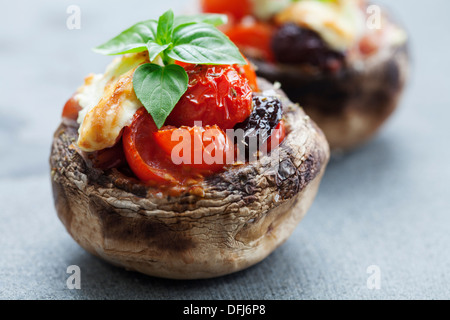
[275, 0, 366, 51]
[74, 52, 149, 152]
[250, 0, 291, 21]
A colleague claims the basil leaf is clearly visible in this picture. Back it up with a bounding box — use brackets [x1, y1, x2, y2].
[147, 42, 170, 61]
[133, 63, 188, 129]
[93, 20, 157, 55]
[156, 9, 174, 45]
[167, 23, 246, 65]
[174, 14, 228, 28]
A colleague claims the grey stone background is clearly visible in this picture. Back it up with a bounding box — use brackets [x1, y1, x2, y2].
[0, 0, 449, 299]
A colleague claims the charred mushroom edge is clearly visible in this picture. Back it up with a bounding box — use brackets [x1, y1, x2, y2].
[252, 11, 410, 151]
[50, 78, 330, 279]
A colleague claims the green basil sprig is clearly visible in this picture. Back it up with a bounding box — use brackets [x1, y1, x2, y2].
[94, 9, 246, 128]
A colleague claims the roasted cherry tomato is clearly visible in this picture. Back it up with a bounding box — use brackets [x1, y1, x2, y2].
[154, 125, 233, 173]
[266, 120, 286, 152]
[233, 58, 259, 92]
[123, 108, 184, 184]
[200, 0, 252, 21]
[226, 22, 275, 62]
[123, 108, 234, 185]
[359, 30, 383, 56]
[174, 60, 191, 68]
[176, 59, 259, 92]
[88, 139, 127, 170]
[166, 64, 253, 129]
[62, 95, 82, 121]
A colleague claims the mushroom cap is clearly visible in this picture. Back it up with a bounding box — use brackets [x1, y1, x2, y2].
[252, 15, 410, 151]
[50, 78, 330, 279]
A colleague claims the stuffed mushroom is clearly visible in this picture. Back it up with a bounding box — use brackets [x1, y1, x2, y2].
[201, 0, 410, 151]
[50, 11, 329, 279]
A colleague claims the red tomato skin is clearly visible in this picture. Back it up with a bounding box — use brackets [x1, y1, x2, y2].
[174, 60, 191, 68]
[62, 95, 82, 120]
[166, 65, 253, 130]
[266, 120, 286, 152]
[200, 0, 252, 21]
[153, 125, 233, 173]
[233, 58, 259, 92]
[226, 22, 276, 63]
[176, 59, 259, 92]
[359, 30, 383, 56]
[122, 108, 183, 184]
[89, 139, 127, 170]
[123, 108, 235, 185]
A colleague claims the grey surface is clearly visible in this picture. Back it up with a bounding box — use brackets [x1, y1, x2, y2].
[0, 0, 449, 300]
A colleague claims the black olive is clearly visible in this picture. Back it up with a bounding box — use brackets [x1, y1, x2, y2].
[233, 95, 283, 161]
[271, 23, 345, 73]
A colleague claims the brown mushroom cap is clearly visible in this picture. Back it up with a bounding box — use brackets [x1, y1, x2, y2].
[49, 78, 330, 279]
[252, 25, 410, 151]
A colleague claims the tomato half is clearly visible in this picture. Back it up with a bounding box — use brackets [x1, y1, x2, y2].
[226, 22, 276, 62]
[233, 58, 259, 92]
[174, 60, 191, 68]
[175, 59, 259, 92]
[62, 95, 82, 120]
[266, 120, 286, 152]
[154, 125, 233, 173]
[359, 30, 383, 56]
[123, 108, 235, 185]
[166, 64, 253, 129]
[200, 0, 252, 21]
[88, 139, 127, 170]
[123, 108, 184, 185]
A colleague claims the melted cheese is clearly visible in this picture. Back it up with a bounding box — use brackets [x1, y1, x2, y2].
[75, 52, 149, 152]
[274, 0, 365, 51]
[250, 0, 291, 21]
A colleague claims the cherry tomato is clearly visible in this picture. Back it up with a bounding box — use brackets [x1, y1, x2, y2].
[123, 108, 184, 185]
[176, 59, 259, 92]
[62, 95, 82, 120]
[166, 64, 253, 129]
[154, 125, 233, 173]
[174, 60, 191, 68]
[359, 30, 383, 56]
[233, 58, 259, 92]
[226, 22, 276, 62]
[266, 120, 286, 152]
[88, 139, 127, 170]
[200, 0, 252, 21]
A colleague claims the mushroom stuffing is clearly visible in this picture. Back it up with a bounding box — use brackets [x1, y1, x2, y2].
[50, 10, 329, 279]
